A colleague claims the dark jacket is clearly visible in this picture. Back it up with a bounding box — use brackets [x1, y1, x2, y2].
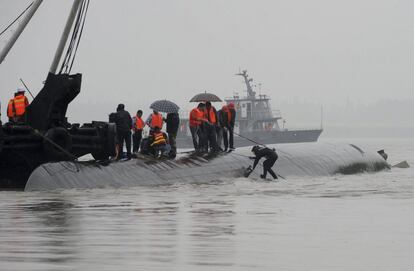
[115, 109, 132, 132]
[166, 113, 180, 134]
[217, 109, 224, 127]
[229, 108, 236, 127]
[253, 147, 278, 169]
[219, 109, 236, 128]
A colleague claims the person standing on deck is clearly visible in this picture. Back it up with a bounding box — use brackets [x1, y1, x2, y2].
[132, 110, 144, 153]
[189, 103, 208, 151]
[227, 102, 236, 150]
[165, 112, 180, 158]
[221, 104, 235, 151]
[205, 101, 218, 152]
[114, 104, 132, 160]
[216, 107, 224, 151]
[7, 90, 29, 123]
[146, 110, 163, 132]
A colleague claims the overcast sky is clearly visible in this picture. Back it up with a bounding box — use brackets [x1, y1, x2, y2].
[1, 0, 413, 128]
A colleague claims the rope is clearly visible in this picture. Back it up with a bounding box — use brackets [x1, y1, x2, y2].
[59, 0, 90, 74]
[0, 1, 34, 38]
[32, 129, 77, 160]
[31, 129, 80, 173]
[232, 131, 267, 148]
[68, 0, 89, 73]
[232, 130, 290, 156]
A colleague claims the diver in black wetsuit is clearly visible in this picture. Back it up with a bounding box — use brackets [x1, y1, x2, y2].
[249, 145, 278, 179]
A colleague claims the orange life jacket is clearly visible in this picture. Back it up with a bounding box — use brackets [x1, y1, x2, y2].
[13, 94, 29, 117]
[151, 132, 166, 146]
[205, 107, 217, 124]
[7, 99, 15, 118]
[150, 113, 163, 129]
[134, 116, 144, 130]
[189, 108, 205, 127]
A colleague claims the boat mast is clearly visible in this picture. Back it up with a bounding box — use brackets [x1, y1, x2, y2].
[0, 0, 43, 65]
[236, 70, 256, 99]
[49, 0, 83, 74]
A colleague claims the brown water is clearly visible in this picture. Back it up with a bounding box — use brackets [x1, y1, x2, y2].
[1, 139, 413, 271]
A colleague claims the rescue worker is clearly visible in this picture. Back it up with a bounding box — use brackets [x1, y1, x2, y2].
[150, 126, 170, 158]
[114, 104, 132, 160]
[165, 112, 180, 158]
[189, 103, 208, 151]
[221, 104, 235, 151]
[146, 110, 163, 131]
[216, 106, 224, 151]
[248, 145, 278, 179]
[7, 89, 29, 123]
[205, 101, 218, 152]
[132, 110, 144, 153]
[227, 102, 236, 150]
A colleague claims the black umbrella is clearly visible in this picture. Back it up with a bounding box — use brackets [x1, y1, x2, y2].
[150, 100, 180, 113]
[189, 91, 222, 102]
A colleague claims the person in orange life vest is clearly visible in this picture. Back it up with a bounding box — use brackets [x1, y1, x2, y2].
[220, 104, 235, 151]
[132, 110, 144, 153]
[150, 126, 170, 158]
[189, 103, 209, 151]
[146, 110, 163, 131]
[226, 102, 236, 150]
[204, 101, 219, 152]
[7, 90, 29, 123]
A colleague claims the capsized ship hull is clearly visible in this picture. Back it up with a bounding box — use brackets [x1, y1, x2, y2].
[25, 142, 388, 191]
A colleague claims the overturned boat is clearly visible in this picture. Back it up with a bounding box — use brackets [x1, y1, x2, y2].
[25, 142, 389, 191]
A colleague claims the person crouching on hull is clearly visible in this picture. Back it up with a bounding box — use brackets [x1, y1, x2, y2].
[150, 127, 171, 158]
[249, 145, 279, 180]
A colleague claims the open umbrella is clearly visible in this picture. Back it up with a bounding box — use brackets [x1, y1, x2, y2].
[189, 91, 222, 102]
[150, 100, 180, 113]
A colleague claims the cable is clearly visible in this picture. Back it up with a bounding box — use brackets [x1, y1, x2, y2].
[68, 0, 89, 73]
[59, 0, 90, 74]
[0, 1, 34, 38]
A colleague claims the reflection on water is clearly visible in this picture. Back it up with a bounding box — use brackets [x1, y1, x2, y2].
[0, 198, 78, 270]
[1, 139, 414, 270]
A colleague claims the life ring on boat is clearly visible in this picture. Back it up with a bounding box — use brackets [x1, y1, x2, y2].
[43, 127, 73, 161]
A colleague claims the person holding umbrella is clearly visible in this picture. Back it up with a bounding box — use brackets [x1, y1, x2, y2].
[148, 100, 180, 157]
[189, 91, 222, 152]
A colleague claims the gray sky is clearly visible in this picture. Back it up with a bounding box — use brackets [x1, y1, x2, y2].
[1, 0, 413, 129]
